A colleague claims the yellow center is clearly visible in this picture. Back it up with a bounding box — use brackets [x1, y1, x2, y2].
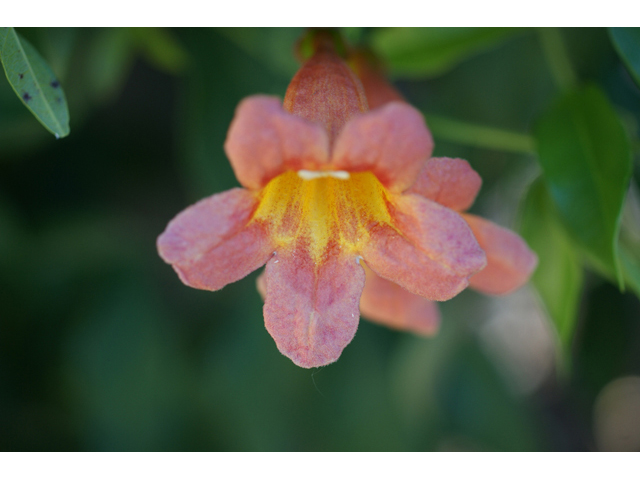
[252, 170, 394, 261]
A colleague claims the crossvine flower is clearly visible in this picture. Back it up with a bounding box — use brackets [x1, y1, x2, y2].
[157, 37, 536, 367]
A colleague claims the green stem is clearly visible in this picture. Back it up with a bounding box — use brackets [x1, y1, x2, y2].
[425, 114, 535, 154]
[538, 27, 577, 91]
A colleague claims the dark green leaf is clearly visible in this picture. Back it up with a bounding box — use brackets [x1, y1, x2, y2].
[609, 27, 640, 88]
[534, 85, 632, 287]
[520, 178, 583, 352]
[371, 27, 520, 78]
[0, 28, 70, 138]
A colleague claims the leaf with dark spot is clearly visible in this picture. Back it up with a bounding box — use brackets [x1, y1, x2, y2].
[0, 27, 70, 138]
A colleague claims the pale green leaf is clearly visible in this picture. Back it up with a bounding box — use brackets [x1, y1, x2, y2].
[0, 27, 70, 138]
[534, 85, 632, 287]
[520, 178, 583, 352]
[619, 187, 640, 298]
[371, 27, 520, 78]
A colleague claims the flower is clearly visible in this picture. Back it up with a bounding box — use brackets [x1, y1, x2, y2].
[350, 49, 538, 335]
[157, 38, 522, 368]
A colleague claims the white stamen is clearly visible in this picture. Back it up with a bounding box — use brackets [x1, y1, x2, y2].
[297, 170, 350, 181]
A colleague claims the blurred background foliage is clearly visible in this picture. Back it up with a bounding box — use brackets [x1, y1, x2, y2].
[1, 27, 639, 452]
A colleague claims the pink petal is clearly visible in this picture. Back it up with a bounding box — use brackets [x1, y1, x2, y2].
[332, 102, 434, 192]
[362, 194, 486, 301]
[157, 188, 275, 291]
[463, 214, 538, 295]
[360, 266, 440, 336]
[407, 157, 482, 212]
[224, 95, 329, 190]
[263, 243, 365, 368]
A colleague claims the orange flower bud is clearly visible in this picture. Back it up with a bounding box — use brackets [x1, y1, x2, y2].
[284, 34, 368, 146]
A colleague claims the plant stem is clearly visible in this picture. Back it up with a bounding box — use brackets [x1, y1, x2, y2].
[425, 114, 535, 154]
[538, 28, 577, 91]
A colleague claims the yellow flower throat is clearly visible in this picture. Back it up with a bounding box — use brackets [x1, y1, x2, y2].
[252, 170, 394, 261]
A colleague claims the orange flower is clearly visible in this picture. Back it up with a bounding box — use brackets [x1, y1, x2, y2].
[157, 41, 511, 368]
[351, 50, 539, 336]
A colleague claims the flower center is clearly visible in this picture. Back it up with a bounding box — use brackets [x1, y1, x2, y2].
[252, 170, 394, 261]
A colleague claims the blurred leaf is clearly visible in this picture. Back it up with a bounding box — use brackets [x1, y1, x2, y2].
[520, 178, 583, 353]
[371, 27, 520, 78]
[0, 27, 70, 138]
[609, 27, 640, 88]
[131, 27, 188, 75]
[85, 28, 135, 103]
[340, 27, 365, 46]
[619, 187, 640, 298]
[620, 245, 640, 297]
[534, 85, 632, 287]
[216, 28, 303, 79]
[425, 113, 535, 153]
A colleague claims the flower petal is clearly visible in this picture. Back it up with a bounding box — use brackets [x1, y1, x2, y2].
[224, 95, 329, 190]
[157, 188, 275, 291]
[263, 243, 365, 368]
[362, 194, 486, 301]
[332, 102, 434, 192]
[407, 157, 482, 212]
[360, 266, 440, 336]
[463, 214, 538, 295]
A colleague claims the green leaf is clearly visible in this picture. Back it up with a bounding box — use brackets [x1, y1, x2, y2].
[371, 27, 520, 78]
[520, 178, 583, 354]
[0, 28, 70, 138]
[534, 85, 632, 287]
[609, 27, 640, 88]
[619, 188, 640, 298]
